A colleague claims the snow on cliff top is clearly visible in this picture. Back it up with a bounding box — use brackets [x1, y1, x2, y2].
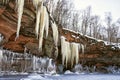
[62, 28, 120, 49]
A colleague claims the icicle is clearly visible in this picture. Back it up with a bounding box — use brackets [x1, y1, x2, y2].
[15, 0, 24, 40]
[24, 47, 27, 54]
[0, 50, 3, 71]
[44, 7, 49, 38]
[51, 22, 59, 46]
[65, 41, 71, 68]
[75, 44, 79, 65]
[0, 50, 3, 62]
[2, 0, 8, 5]
[61, 36, 67, 66]
[35, 2, 43, 39]
[54, 46, 58, 59]
[81, 44, 84, 54]
[61, 36, 71, 67]
[70, 43, 79, 68]
[38, 6, 46, 50]
[2, 0, 5, 4]
[33, 56, 36, 71]
[47, 59, 56, 74]
[0, 34, 4, 43]
[5, 0, 9, 4]
[47, 59, 55, 73]
[32, 0, 42, 9]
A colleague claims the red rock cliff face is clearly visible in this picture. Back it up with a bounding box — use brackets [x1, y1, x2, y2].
[0, 1, 120, 69]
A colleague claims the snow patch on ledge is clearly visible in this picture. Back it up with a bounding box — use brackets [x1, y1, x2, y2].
[62, 28, 103, 42]
[63, 28, 83, 35]
[84, 35, 103, 42]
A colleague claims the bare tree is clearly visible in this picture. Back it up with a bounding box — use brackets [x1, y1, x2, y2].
[81, 6, 91, 35]
[71, 12, 80, 32]
[105, 12, 112, 44]
[92, 16, 100, 38]
[53, 0, 73, 28]
[44, 0, 56, 15]
[105, 12, 120, 43]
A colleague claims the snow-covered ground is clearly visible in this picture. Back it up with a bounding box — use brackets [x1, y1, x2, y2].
[0, 72, 120, 80]
[20, 73, 120, 80]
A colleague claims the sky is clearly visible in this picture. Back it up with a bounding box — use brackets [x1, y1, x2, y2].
[74, 0, 120, 22]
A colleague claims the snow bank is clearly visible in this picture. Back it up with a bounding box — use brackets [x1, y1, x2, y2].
[21, 74, 120, 80]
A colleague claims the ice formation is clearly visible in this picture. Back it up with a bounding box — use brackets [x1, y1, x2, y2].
[38, 6, 46, 50]
[15, 0, 24, 39]
[51, 22, 59, 46]
[54, 46, 58, 59]
[65, 41, 71, 67]
[2, 0, 9, 4]
[71, 43, 79, 67]
[35, 2, 43, 39]
[32, 0, 42, 9]
[0, 50, 3, 62]
[61, 36, 80, 67]
[47, 58, 56, 74]
[0, 34, 4, 43]
[81, 44, 85, 54]
[44, 8, 49, 38]
[61, 36, 67, 66]
[0, 49, 58, 73]
[33, 0, 49, 49]
[14, 0, 58, 51]
[74, 64, 83, 73]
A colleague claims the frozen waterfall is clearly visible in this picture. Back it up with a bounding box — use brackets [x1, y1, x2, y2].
[0, 49, 56, 74]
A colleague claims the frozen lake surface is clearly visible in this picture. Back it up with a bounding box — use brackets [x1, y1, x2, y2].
[0, 73, 120, 80]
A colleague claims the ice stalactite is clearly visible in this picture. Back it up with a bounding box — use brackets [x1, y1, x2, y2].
[81, 44, 85, 54]
[61, 36, 71, 67]
[61, 36, 78, 68]
[15, 0, 24, 40]
[61, 36, 67, 66]
[35, 2, 43, 39]
[0, 50, 3, 62]
[74, 63, 83, 73]
[32, 0, 42, 9]
[44, 8, 49, 38]
[51, 22, 59, 46]
[65, 41, 71, 68]
[54, 46, 58, 59]
[0, 50, 3, 71]
[32, 56, 37, 71]
[70, 43, 79, 68]
[0, 34, 4, 43]
[38, 6, 46, 50]
[2, 0, 9, 5]
[24, 47, 27, 54]
[47, 58, 56, 74]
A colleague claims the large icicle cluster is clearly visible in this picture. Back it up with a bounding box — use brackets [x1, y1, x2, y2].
[15, 0, 59, 51]
[15, 0, 24, 40]
[33, 0, 58, 51]
[35, 1, 43, 39]
[61, 37, 71, 67]
[61, 36, 85, 68]
[32, 0, 50, 50]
